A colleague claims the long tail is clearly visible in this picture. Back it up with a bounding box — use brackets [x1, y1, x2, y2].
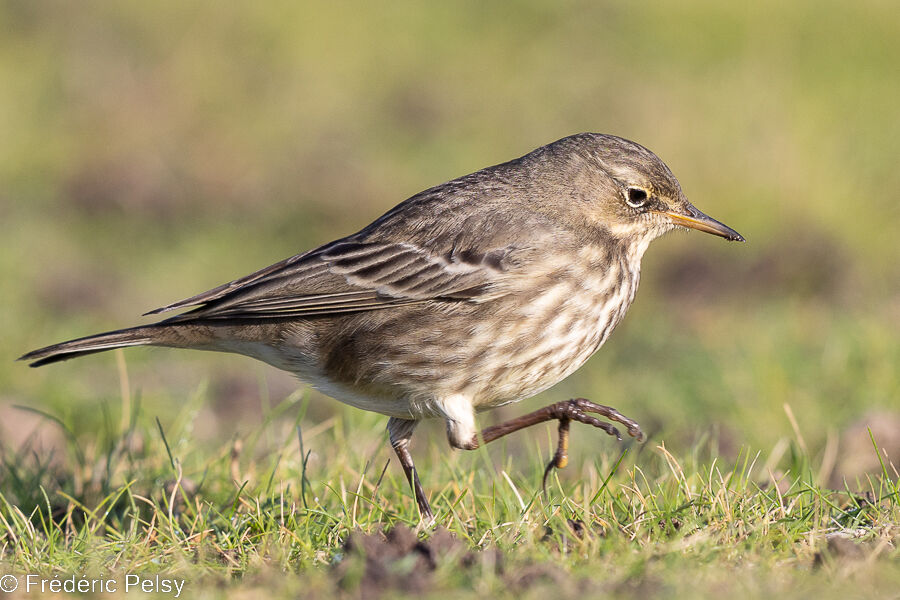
[19, 326, 160, 368]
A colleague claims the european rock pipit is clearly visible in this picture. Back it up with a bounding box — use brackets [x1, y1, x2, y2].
[22, 133, 744, 518]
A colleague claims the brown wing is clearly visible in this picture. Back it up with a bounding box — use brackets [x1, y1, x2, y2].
[151, 240, 514, 321]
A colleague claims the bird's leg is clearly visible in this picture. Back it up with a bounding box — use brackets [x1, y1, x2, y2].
[387, 417, 434, 520]
[465, 398, 643, 488]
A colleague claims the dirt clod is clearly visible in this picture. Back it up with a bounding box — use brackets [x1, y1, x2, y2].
[813, 534, 877, 568]
[335, 526, 493, 598]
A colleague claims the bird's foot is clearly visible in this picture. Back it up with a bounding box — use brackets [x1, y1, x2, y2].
[541, 398, 643, 495]
[548, 398, 644, 442]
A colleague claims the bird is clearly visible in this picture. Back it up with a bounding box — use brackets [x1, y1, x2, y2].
[20, 133, 744, 519]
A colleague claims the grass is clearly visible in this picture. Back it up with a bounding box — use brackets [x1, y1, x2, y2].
[1, 353, 898, 598]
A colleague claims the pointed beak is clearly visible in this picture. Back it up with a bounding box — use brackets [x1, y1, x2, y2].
[655, 204, 745, 242]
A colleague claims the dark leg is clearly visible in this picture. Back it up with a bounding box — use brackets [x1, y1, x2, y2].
[387, 417, 434, 520]
[465, 398, 643, 488]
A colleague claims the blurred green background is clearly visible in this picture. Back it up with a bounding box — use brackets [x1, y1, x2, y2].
[2, 0, 898, 486]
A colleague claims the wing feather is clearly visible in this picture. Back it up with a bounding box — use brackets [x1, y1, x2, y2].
[156, 240, 513, 322]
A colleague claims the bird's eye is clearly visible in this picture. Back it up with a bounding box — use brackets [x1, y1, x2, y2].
[624, 186, 649, 208]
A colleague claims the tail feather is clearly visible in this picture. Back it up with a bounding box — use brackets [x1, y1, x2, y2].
[19, 326, 158, 368]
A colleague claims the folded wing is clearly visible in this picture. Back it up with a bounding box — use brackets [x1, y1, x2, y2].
[151, 240, 513, 321]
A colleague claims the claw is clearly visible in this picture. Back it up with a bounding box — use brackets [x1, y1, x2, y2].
[569, 398, 643, 442]
[542, 418, 571, 497]
[541, 459, 556, 495]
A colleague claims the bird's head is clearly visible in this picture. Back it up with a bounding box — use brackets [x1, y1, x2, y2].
[552, 134, 744, 252]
